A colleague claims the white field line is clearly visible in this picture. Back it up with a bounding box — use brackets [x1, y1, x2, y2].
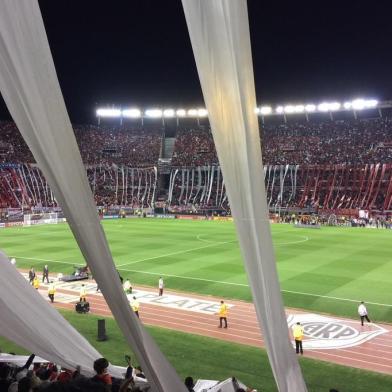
[116, 239, 236, 267]
[196, 233, 310, 246]
[10, 255, 392, 308]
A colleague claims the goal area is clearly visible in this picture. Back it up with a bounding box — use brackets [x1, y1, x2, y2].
[23, 212, 61, 226]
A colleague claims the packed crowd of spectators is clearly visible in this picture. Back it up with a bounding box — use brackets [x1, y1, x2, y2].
[1, 118, 391, 167]
[261, 118, 392, 165]
[75, 126, 161, 167]
[0, 122, 161, 167]
[171, 129, 217, 166]
[171, 118, 392, 166]
[0, 117, 391, 211]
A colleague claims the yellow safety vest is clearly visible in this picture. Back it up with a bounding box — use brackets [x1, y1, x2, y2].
[218, 303, 228, 317]
[293, 325, 304, 340]
[131, 300, 140, 312]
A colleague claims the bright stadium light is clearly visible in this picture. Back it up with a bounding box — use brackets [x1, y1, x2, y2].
[145, 109, 163, 118]
[96, 108, 121, 117]
[365, 99, 378, 108]
[276, 106, 284, 114]
[317, 102, 330, 112]
[351, 99, 366, 110]
[329, 102, 341, 111]
[344, 101, 352, 109]
[254, 108, 260, 114]
[163, 109, 175, 118]
[176, 109, 186, 117]
[122, 108, 141, 118]
[187, 109, 198, 116]
[294, 105, 305, 113]
[284, 105, 295, 113]
[260, 106, 272, 115]
[305, 104, 316, 112]
[197, 108, 208, 117]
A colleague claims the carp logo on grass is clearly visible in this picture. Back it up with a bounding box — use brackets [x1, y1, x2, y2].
[287, 313, 388, 350]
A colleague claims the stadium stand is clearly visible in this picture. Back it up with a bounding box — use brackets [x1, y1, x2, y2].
[0, 116, 391, 215]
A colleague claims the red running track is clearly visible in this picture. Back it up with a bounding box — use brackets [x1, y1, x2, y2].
[42, 281, 392, 376]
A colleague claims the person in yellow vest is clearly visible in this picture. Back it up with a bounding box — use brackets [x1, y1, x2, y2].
[48, 281, 55, 303]
[292, 322, 304, 355]
[217, 300, 228, 328]
[79, 284, 87, 302]
[33, 276, 40, 290]
[131, 296, 140, 318]
[123, 278, 132, 294]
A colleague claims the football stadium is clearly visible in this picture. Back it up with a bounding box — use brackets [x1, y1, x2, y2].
[0, 1, 392, 392]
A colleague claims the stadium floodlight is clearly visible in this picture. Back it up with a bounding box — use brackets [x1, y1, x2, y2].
[365, 99, 378, 108]
[351, 99, 378, 110]
[187, 109, 198, 116]
[351, 99, 366, 110]
[317, 102, 330, 112]
[294, 105, 305, 113]
[260, 106, 272, 115]
[176, 109, 186, 117]
[197, 108, 208, 117]
[145, 109, 163, 118]
[163, 109, 175, 118]
[96, 108, 122, 117]
[122, 108, 141, 118]
[329, 102, 341, 111]
[276, 106, 284, 114]
[284, 105, 295, 114]
[254, 108, 260, 114]
[305, 104, 316, 112]
[343, 101, 352, 109]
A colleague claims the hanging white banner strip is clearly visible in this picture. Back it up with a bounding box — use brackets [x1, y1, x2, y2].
[0, 2, 186, 391]
[181, 1, 307, 391]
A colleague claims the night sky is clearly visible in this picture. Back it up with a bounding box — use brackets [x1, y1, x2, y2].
[0, 0, 391, 123]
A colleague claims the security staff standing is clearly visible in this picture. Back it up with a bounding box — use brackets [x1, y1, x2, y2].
[217, 300, 228, 328]
[33, 276, 40, 290]
[158, 277, 164, 296]
[42, 265, 49, 283]
[28, 267, 36, 284]
[131, 296, 140, 318]
[48, 281, 56, 303]
[292, 322, 304, 355]
[79, 284, 87, 302]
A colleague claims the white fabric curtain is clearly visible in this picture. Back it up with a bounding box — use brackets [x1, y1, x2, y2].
[0, 253, 121, 378]
[181, 1, 307, 391]
[0, 2, 186, 391]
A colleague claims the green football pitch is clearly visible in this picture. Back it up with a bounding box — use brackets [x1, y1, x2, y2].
[1, 219, 392, 322]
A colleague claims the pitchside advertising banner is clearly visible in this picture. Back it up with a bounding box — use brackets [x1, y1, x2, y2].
[176, 214, 207, 220]
[212, 216, 233, 222]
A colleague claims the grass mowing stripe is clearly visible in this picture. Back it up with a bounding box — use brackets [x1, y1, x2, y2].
[3, 221, 392, 322]
[11, 255, 392, 308]
[116, 239, 236, 267]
